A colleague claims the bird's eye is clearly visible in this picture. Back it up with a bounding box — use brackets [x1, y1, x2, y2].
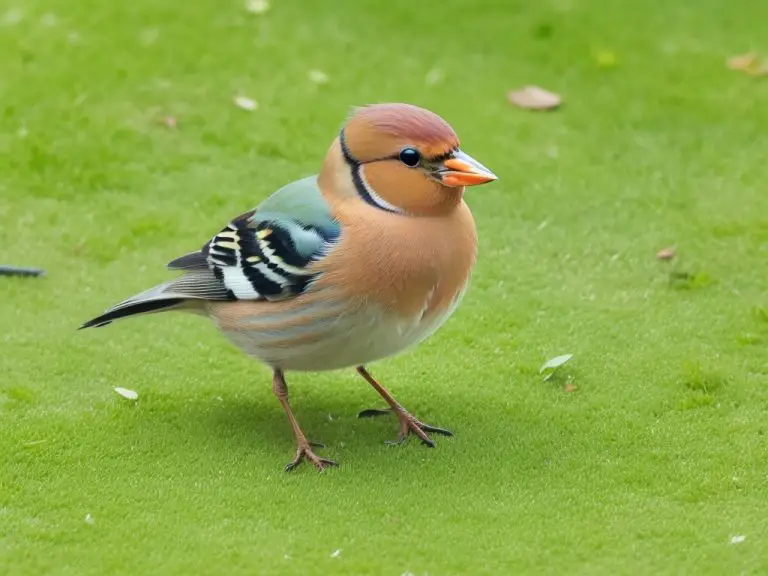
[398, 147, 421, 168]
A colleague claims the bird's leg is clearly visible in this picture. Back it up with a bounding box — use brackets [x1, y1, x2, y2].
[356, 366, 453, 447]
[272, 369, 338, 472]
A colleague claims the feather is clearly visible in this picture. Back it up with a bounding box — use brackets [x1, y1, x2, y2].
[166, 251, 208, 270]
[80, 176, 341, 329]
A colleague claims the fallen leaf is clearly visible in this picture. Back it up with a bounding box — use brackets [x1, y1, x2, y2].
[508, 86, 562, 111]
[656, 246, 675, 260]
[113, 387, 138, 401]
[84, 513, 95, 525]
[745, 62, 768, 77]
[564, 382, 577, 393]
[730, 535, 746, 544]
[308, 69, 329, 84]
[159, 115, 177, 129]
[245, 0, 270, 14]
[330, 549, 342, 558]
[540, 354, 573, 373]
[727, 52, 758, 71]
[233, 95, 258, 111]
[541, 354, 573, 381]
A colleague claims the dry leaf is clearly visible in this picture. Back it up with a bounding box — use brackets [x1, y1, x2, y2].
[656, 246, 675, 261]
[330, 549, 342, 558]
[507, 86, 561, 111]
[564, 382, 577, 393]
[727, 52, 758, 71]
[84, 513, 95, 525]
[233, 95, 258, 111]
[745, 62, 768, 77]
[159, 115, 177, 129]
[730, 535, 746, 544]
[308, 69, 329, 84]
[245, 0, 270, 14]
[113, 387, 138, 400]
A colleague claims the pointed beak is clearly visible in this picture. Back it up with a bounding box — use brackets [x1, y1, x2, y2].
[436, 150, 498, 187]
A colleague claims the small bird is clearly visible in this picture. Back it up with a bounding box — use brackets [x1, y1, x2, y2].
[81, 103, 497, 471]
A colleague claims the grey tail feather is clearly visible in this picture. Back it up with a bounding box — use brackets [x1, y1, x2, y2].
[79, 270, 231, 330]
[79, 298, 185, 329]
[166, 251, 208, 270]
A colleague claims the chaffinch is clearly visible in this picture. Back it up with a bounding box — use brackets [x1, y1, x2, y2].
[81, 103, 497, 471]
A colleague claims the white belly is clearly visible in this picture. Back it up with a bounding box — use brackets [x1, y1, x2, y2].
[217, 300, 460, 372]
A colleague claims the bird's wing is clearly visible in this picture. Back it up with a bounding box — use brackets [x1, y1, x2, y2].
[167, 176, 340, 301]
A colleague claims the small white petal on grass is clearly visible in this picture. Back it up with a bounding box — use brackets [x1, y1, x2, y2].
[308, 69, 329, 84]
[113, 387, 138, 400]
[84, 513, 95, 525]
[425, 68, 444, 86]
[233, 95, 258, 111]
[331, 549, 342, 558]
[730, 535, 746, 544]
[245, 0, 270, 15]
[327, 413, 334, 422]
[507, 86, 562, 111]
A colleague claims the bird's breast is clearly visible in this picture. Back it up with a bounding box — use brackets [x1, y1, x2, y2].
[312, 198, 478, 320]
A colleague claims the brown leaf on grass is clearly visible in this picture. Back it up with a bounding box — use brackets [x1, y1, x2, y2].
[159, 115, 177, 129]
[564, 382, 577, 393]
[745, 62, 768, 77]
[727, 52, 768, 76]
[656, 246, 676, 261]
[727, 52, 758, 71]
[507, 86, 562, 111]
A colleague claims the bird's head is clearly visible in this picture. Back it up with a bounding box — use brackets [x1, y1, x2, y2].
[320, 103, 497, 216]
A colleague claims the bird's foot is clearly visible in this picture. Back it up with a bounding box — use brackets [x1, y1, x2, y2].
[284, 440, 338, 472]
[358, 406, 453, 447]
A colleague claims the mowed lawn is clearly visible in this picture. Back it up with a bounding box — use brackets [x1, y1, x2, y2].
[2, 0, 768, 574]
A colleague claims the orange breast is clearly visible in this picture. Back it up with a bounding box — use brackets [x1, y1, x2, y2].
[311, 198, 478, 320]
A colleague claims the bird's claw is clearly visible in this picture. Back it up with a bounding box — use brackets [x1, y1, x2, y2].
[362, 407, 453, 447]
[284, 441, 338, 472]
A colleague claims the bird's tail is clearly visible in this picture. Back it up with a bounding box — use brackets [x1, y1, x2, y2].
[78, 267, 234, 329]
[79, 281, 192, 329]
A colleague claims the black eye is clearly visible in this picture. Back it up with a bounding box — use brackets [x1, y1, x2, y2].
[398, 147, 421, 167]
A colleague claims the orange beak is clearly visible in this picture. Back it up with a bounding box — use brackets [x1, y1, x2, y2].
[438, 150, 498, 187]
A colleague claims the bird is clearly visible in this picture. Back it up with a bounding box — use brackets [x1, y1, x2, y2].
[80, 103, 497, 471]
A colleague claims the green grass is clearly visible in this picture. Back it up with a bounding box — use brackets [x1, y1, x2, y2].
[2, 0, 768, 573]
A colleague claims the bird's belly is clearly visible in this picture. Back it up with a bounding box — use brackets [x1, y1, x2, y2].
[216, 301, 459, 372]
